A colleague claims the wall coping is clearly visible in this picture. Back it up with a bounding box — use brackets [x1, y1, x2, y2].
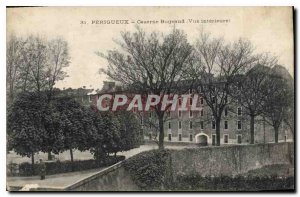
[64, 160, 125, 191]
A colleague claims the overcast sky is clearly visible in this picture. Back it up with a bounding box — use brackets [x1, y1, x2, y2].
[7, 7, 293, 90]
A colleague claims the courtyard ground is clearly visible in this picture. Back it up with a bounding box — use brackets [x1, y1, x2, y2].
[7, 143, 192, 165]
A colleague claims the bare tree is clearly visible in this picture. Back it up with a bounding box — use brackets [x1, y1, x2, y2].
[28, 36, 49, 93]
[284, 107, 294, 138]
[46, 38, 70, 101]
[8, 34, 70, 98]
[99, 27, 194, 149]
[230, 55, 277, 144]
[262, 70, 293, 143]
[191, 32, 257, 146]
[6, 35, 24, 103]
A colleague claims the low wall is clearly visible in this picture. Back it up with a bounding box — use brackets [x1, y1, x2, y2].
[65, 142, 293, 191]
[170, 142, 294, 178]
[65, 161, 139, 191]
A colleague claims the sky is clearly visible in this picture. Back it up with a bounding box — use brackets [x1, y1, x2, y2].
[7, 7, 294, 90]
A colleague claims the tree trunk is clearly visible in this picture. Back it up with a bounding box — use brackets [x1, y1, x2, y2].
[250, 115, 255, 144]
[47, 151, 52, 160]
[9, 83, 14, 104]
[158, 116, 164, 150]
[216, 119, 221, 146]
[274, 126, 279, 143]
[70, 148, 74, 171]
[31, 152, 35, 175]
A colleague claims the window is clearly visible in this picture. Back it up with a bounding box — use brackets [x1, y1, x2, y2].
[168, 122, 171, 129]
[189, 110, 193, 118]
[224, 120, 228, 130]
[237, 107, 242, 116]
[200, 97, 204, 105]
[200, 109, 204, 117]
[178, 134, 182, 141]
[200, 121, 204, 130]
[224, 134, 229, 144]
[237, 135, 242, 144]
[178, 121, 182, 129]
[168, 134, 172, 141]
[212, 120, 216, 130]
[189, 134, 193, 142]
[189, 97, 193, 105]
[189, 121, 193, 130]
[212, 134, 216, 146]
[178, 98, 182, 106]
[237, 120, 242, 130]
[224, 108, 228, 116]
[178, 110, 182, 118]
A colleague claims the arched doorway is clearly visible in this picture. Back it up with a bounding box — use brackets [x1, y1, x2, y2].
[195, 133, 209, 146]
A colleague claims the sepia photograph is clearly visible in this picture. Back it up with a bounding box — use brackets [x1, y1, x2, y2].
[5, 6, 295, 191]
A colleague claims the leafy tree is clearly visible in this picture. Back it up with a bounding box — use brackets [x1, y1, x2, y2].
[7, 92, 48, 174]
[89, 107, 105, 161]
[100, 111, 121, 157]
[53, 96, 95, 170]
[117, 111, 142, 153]
[41, 101, 65, 158]
[89, 109, 141, 161]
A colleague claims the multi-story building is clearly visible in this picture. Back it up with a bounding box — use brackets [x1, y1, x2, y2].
[82, 80, 293, 146]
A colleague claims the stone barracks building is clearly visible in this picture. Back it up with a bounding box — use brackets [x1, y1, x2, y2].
[75, 78, 293, 146]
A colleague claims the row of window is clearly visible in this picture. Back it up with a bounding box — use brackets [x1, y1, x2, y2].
[156, 107, 242, 118]
[141, 118, 242, 130]
[148, 133, 243, 144]
[167, 120, 242, 130]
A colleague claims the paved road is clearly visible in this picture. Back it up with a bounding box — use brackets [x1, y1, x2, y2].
[7, 144, 187, 190]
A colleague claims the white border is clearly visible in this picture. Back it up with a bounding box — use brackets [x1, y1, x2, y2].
[1, 1, 298, 196]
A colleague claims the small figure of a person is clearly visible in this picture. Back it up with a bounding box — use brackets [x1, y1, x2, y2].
[39, 159, 46, 180]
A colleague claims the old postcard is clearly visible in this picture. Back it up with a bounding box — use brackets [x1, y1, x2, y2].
[6, 6, 294, 191]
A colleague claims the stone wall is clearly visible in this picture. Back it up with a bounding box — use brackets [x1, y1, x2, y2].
[170, 142, 294, 178]
[66, 142, 293, 191]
